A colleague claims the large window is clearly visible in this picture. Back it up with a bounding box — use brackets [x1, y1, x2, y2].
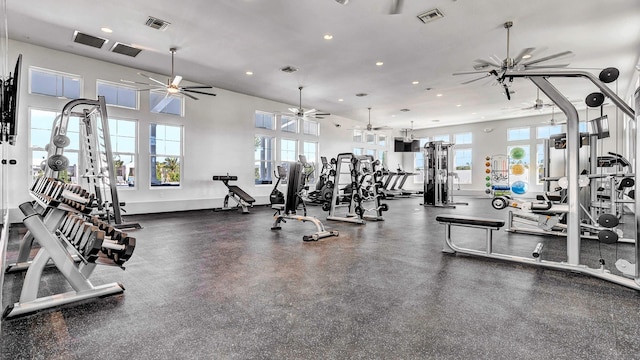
[366, 133, 376, 145]
[255, 111, 274, 130]
[29, 109, 80, 184]
[454, 132, 472, 145]
[303, 141, 318, 183]
[454, 148, 472, 184]
[150, 124, 182, 187]
[280, 116, 297, 133]
[536, 125, 563, 139]
[433, 134, 450, 142]
[281, 139, 297, 162]
[507, 127, 530, 141]
[30, 68, 81, 99]
[302, 119, 319, 136]
[150, 91, 183, 116]
[98, 80, 138, 109]
[255, 135, 274, 185]
[353, 130, 363, 143]
[414, 137, 430, 183]
[109, 118, 137, 188]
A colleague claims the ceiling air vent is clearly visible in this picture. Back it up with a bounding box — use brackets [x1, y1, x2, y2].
[110, 42, 142, 57]
[73, 31, 108, 49]
[145, 16, 171, 31]
[417, 8, 444, 24]
[280, 66, 298, 73]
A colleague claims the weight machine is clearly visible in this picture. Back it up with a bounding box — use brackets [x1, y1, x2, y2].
[270, 162, 338, 241]
[449, 67, 640, 291]
[422, 141, 467, 208]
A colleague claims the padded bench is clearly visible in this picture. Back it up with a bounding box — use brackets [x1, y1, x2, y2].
[435, 214, 505, 255]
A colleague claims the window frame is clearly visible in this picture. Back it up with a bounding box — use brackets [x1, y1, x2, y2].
[149, 122, 183, 188]
[29, 66, 82, 99]
[97, 79, 139, 110]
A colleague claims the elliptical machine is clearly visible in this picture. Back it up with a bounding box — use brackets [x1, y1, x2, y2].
[270, 161, 339, 241]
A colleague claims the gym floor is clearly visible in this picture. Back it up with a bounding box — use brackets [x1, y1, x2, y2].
[2, 197, 639, 359]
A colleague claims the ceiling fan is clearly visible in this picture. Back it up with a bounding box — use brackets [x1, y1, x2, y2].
[365, 107, 392, 131]
[399, 121, 415, 142]
[287, 86, 330, 119]
[542, 105, 567, 125]
[453, 21, 573, 97]
[523, 89, 554, 111]
[335, 0, 404, 14]
[122, 48, 216, 111]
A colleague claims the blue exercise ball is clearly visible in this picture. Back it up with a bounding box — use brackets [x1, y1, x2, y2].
[511, 180, 528, 195]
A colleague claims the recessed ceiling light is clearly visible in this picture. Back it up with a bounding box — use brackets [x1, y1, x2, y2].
[375, 61, 384, 66]
[522, 54, 532, 59]
[101, 27, 113, 33]
[471, 112, 477, 115]
[245, 71, 253, 75]
[412, 81, 419, 85]
[323, 34, 333, 40]
[436, 93, 443, 97]
[338, 98, 344, 102]
[456, 104, 462, 107]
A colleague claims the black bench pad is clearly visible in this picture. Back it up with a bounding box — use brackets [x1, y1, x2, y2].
[536, 195, 562, 202]
[435, 214, 505, 228]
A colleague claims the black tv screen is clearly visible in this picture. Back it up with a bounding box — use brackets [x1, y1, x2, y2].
[394, 138, 420, 152]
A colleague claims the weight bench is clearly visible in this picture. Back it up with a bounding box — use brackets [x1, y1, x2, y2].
[435, 214, 505, 255]
[212, 175, 256, 214]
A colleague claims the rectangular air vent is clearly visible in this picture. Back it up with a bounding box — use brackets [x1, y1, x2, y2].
[73, 31, 108, 49]
[280, 66, 298, 73]
[110, 42, 142, 57]
[417, 8, 444, 24]
[145, 16, 171, 31]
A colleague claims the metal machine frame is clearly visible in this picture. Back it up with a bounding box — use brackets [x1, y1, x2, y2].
[423, 140, 467, 208]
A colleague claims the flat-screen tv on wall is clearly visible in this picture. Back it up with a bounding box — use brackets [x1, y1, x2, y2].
[393, 138, 420, 152]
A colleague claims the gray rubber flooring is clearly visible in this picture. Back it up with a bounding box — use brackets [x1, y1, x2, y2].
[2, 197, 639, 359]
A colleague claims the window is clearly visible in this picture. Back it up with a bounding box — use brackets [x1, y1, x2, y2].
[413, 137, 430, 183]
[255, 135, 274, 184]
[353, 130, 363, 143]
[378, 150, 388, 168]
[353, 148, 363, 156]
[150, 91, 183, 116]
[98, 80, 138, 109]
[302, 119, 319, 136]
[109, 118, 137, 188]
[433, 134, 450, 142]
[281, 138, 297, 163]
[507, 127, 530, 141]
[365, 149, 376, 157]
[30, 68, 81, 99]
[303, 141, 318, 184]
[150, 124, 182, 187]
[29, 108, 80, 183]
[454, 148, 472, 184]
[454, 132, 472, 145]
[366, 133, 376, 145]
[537, 125, 563, 139]
[378, 135, 387, 147]
[255, 111, 275, 130]
[536, 143, 546, 185]
[280, 116, 297, 133]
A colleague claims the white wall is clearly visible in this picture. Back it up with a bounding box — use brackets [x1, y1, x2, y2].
[5, 40, 376, 214]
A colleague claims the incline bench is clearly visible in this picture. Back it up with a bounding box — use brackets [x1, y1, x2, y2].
[435, 214, 505, 255]
[212, 175, 256, 214]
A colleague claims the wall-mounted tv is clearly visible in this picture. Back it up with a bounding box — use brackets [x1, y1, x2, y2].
[393, 138, 420, 152]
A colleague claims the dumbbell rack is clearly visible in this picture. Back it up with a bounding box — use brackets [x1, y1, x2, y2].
[326, 153, 365, 224]
[351, 155, 387, 221]
[3, 177, 136, 319]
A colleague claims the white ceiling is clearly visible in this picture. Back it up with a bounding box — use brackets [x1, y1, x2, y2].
[6, 0, 640, 129]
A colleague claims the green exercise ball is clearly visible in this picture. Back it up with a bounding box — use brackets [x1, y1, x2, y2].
[510, 147, 525, 160]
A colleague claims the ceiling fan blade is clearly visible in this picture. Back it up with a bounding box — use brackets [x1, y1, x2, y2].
[139, 73, 167, 87]
[181, 85, 213, 90]
[474, 58, 501, 68]
[513, 47, 535, 64]
[314, 112, 330, 116]
[524, 64, 570, 69]
[522, 50, 573, 66]
[121, 79, 157, 86]
[453, 70, 490, 76]
[183, 89, 217, 96]
[389, 0, 404, 14]
[461, 74, 491, 85]
[304, 108, 317, 115]
[151, 93, 173, 113]
[180, 91, 198, 100]
[288, 107, 299, 113]
[171, 75, 183, 87]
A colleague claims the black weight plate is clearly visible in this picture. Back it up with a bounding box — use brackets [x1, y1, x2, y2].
[597, 213, 619, 228]
[597, 229, 618, 244]
[599, 67, 619, 83]
[585, 92, 605, 108]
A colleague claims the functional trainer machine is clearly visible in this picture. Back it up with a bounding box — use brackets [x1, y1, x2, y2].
[423, 140, 467, 208]
[212, 175, 256, 214]
[437, 67, 640, 291]
[270, 162, 338, 241]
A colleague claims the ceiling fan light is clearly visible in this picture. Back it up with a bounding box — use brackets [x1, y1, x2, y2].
[167, 87, 179, 94]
